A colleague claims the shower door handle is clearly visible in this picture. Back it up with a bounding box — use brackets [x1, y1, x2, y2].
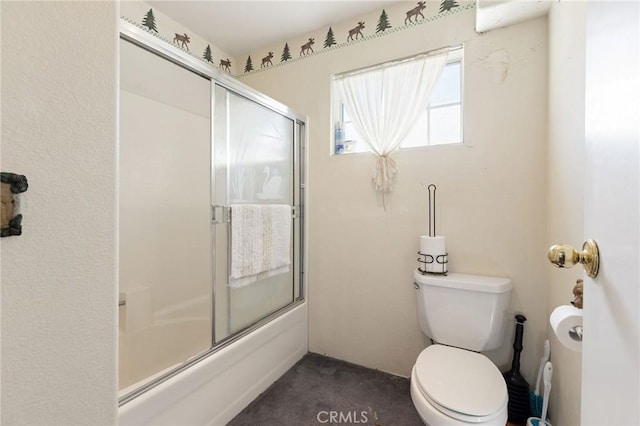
[212, 205, 230, 224]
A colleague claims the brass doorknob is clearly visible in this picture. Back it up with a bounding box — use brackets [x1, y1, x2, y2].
[547, 239, 600, 278]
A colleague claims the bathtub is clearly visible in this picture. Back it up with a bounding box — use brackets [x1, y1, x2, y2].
[118, 302, 308, 425]
[119, 317, 211, 391]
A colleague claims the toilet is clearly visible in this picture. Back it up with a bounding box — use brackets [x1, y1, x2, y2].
[410, 270, 513, 426]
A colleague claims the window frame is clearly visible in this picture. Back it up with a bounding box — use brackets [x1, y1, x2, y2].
[332, 47, 464, 155]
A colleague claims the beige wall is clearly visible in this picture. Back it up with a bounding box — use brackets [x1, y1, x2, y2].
[0, 1, 582, 423]
[547, 3, 586, 425]
[241, 5, 549, 383]
[121, 1, 237, 75]
[1, 2, 118, 425]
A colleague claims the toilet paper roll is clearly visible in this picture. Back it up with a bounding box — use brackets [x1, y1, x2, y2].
[419, 236, 447, 273]
[550, 305, 583, 352]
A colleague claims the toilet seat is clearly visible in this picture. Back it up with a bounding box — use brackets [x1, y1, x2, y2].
[413, 345, 507, 423]
[421, 392, 500, 423]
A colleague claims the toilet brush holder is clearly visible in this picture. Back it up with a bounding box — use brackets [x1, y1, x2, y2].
[503, 314, 531, 424]
[527, 417, 552, 426]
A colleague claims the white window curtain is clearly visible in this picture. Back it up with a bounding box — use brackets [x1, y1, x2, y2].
[335, 49, 449, 202]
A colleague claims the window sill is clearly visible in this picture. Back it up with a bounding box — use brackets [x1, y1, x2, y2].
[332, 141, 466, 156]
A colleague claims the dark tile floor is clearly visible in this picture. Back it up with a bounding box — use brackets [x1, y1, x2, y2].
[228, 352, 423, 426]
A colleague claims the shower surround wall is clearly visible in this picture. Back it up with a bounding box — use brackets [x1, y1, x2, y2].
[241, 2, 549, 386]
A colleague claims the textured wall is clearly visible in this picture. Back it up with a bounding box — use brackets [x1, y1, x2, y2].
[547, 3, 586, 424]
[236, 1, 474, 77]
[1, 2, 118, 424]
[241, 2, 549, 384]
[121, 1, 237, 75]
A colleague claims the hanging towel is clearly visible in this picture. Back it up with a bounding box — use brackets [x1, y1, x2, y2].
[229, 204, 292, 288]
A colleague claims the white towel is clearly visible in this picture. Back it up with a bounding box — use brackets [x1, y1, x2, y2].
[229, 204, 292, 288]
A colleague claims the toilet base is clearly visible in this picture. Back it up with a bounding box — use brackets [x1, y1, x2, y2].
[410, 366, 508, 426]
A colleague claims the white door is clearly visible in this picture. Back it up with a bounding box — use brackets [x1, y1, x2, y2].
[582, 2, 639, 424]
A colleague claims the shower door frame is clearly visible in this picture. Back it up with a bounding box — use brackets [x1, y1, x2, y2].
[118, 21, 307, 406]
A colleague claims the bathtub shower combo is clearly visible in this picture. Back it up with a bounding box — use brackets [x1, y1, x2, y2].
[118, 22, 307, 425]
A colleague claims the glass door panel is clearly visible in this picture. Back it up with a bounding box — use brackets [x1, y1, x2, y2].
[213, 85, 296, 341]
[119, 39, 212, 390]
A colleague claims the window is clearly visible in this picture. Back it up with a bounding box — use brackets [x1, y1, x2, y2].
[333, 48, 463, 154]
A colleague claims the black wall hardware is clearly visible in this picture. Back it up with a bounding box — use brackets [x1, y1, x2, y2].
[1, 172, 28, 237]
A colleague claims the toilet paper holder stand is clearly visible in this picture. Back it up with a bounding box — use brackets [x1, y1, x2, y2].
[417, 251, 448, 275]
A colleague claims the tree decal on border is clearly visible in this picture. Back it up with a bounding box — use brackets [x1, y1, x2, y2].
[244, 55, 254, 73]
[439, 0, 459, 13]
[281, 43, 292, 62]
[142, 8, 158, 32]
[324, 27, 336, 48]
[203, 45, 213, 63]
[376, 9, 391, 33]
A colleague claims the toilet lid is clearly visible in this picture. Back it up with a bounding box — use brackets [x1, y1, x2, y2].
[415, 345, 507, 419]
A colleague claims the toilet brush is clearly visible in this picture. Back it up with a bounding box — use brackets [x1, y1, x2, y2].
[539, 362, 553, 425]
[530, 339, 550, 417]
[503, 314, 531, 424]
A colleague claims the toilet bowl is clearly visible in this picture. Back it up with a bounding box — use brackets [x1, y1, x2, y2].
[411, 271, 512, 425]
[410, 345, 508, 426]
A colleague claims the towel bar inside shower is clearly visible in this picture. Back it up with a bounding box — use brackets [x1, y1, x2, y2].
[212, 204, 298, 224]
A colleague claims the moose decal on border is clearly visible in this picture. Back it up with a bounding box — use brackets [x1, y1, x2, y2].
[173, 33, 191, 50]
[405, 2, 427, 24]
[300, 38, 315, 56]
[347, 21, 365, 41]
[261, 52, 274, 67]
[219, 59, 232, 73]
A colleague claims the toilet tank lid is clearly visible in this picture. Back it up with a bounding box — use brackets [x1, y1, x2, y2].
[413, 270, 512, 294]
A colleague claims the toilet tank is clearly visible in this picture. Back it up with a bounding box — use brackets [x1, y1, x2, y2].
[413, 270, 512, 352]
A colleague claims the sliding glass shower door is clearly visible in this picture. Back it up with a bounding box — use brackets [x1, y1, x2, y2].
[119, 29, 304, 402]
[119, 38, 212, 390]
[212, 86, 300, 341]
